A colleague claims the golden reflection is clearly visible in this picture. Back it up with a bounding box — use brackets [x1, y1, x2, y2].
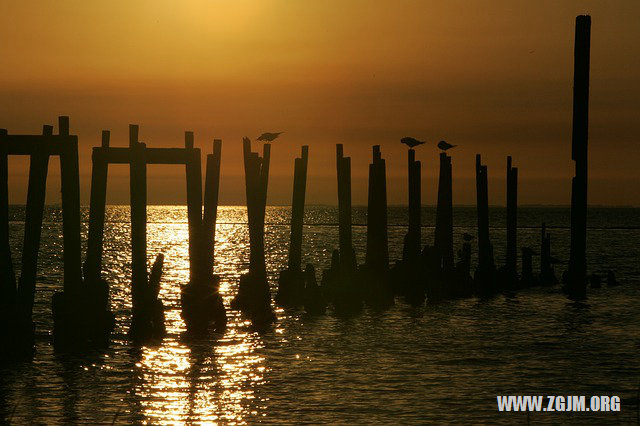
[127, 207, 267, 424]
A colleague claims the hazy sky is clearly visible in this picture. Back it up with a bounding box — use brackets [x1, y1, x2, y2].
[1, 1, 639, 206]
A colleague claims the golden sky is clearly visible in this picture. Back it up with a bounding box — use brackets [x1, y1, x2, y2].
[1, 0, 639, 205]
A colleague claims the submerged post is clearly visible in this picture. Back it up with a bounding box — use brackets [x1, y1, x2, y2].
[506, 156, 518, 275]
[567, 15, 591, 299]
[85, 131, 110, 284]
[434, 153, 453, 269]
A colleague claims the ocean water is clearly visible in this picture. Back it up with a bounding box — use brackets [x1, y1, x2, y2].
[2, 205, 640, 424]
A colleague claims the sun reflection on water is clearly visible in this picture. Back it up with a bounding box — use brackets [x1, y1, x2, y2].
[115, 207, 267, 424]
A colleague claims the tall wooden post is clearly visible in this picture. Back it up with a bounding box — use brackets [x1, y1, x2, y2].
[203, 139, 222, 275]
[85, 131, 110, 284]
[475, 154, 494, 270]
[0, 128, 16, 303]
[17, 125, 51, 316]
[58, 117, 83, 293]
[365, 145, 388, 269]
[406, 149, 421, 261]
[568, 15, 591, 298]
[184, 131, 203, 282]
[435, 153, 453, 269]
[336, 144, 354, 271]
[506, 156, 518, 274]
[129, 125, 147, 314]
[288, 145, 308, 272]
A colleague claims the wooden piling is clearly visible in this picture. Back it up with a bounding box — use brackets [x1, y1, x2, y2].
[475, 154, 494, 270]
[85, 131, 110, 283]
[506, 156, 518, 274]
[365, 145, 388, 269]
[184, 131, 203, 282]
[406, 149, 421, 260]
[0, 128, 16, 303]
[58, 117, 83, 293]
[129, 125, 148, 314]
[567, 15, 591, 298]
[203, 139, 222, 275]
[336, 144, 354, 271]
[434, 153, 453, 269]
[17, 142, 49, 316]
[288, 145, 308, 272]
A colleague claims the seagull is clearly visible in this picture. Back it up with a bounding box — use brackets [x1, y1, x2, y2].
[462, 233, 475, 242]
[257, 132, 283, 142]
[438, 140, 456, 151]
[401, 137, 426, 148]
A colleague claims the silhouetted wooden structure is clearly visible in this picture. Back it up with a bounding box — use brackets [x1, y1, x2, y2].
[434, 153, 453, 270]
[276, 145, 309, 307]
[566, 15, 591, 299]
[181, 138, 226, 333]
[474, 154, 497, 295]
[0, 117, 113, 356]
[231, 138, 275, 323]
[539, 223, 557, 285]
[506, 156, 518, 277]
[86, 126, 223, 339]
[321, 144, 361, 314]
[362, 146, 393, 307]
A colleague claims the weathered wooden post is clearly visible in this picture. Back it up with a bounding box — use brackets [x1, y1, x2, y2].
[181, 137, 226, 332]
[474, 154, 497, 295]
[276, 145, 309, 307]
[405, 148, 421, 261]
[84, 131, 110, 284]
[567, 15, 591, 299]
[231, 138, 274, 323]
[365, 145, 388, 269]
[58, 116, 83, 294]
[17, 126, 51, 322]
[288, 145, 309, 273]
[506, 156, 518, 277]
[128, 124, 150, 336]
[203, 139, 222, 274]
[434, 153, 453, 270]
[363, 145, 392, 307]
[336, 144, 355, 272]
[540, 222, 557, 285]
[0, 128, 15, 305]
[184, 131, 203, 282]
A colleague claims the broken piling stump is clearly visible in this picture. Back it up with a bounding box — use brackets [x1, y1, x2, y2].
[276, 145, 309, 308]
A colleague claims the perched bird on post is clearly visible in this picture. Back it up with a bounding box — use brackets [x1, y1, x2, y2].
[438, 140, 456, 151]
[401, 137, 426, 148]
[257, 132, 283, 142]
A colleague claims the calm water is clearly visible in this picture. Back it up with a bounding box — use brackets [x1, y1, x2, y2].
[2, 205, 640, 424]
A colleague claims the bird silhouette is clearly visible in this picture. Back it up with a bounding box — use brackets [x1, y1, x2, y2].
[462, 232, 475, 242]
[257, 132, 283, 142]
[401, 137, 426, 148]
[438, 140, 456, 151]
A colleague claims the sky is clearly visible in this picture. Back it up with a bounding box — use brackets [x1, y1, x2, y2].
[1, 0, 639, 206]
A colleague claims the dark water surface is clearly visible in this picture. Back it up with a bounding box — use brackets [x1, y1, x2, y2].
[2, 206, 640, 424]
